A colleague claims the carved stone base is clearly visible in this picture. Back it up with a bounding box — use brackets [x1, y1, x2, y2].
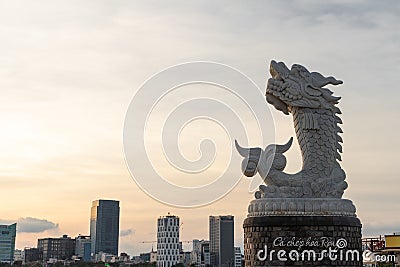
[248, 198, 356, 217]
[243, 215, 362, 266]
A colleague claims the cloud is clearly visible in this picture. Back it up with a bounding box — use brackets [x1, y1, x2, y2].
[18, 217, 58, 233]
[120, 229, 135, 237]
[0, 217, 59, 233]
[363, 223, 400, 237]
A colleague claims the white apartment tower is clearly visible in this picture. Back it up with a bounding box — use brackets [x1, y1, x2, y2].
[157, 214, 180, 267]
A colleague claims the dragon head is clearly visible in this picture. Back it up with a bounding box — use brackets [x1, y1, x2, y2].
[266, 60, 343, 115]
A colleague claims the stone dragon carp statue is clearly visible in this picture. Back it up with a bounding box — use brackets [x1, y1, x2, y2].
[236, 60, 348, 200]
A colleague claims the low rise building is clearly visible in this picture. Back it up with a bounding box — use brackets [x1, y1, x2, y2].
[38, 234, 75, 262]
[118, 252, 131, 262]
[140, 249, 157, 263]
[179, 251, 191, 266]
[191, 239, 210, 266]
[13, 249, 23, 262]
[131, 255, 144, 264]
[234, 247, 242, 267]
[24, 247, 40, 263]
[75, 235, 91, 262]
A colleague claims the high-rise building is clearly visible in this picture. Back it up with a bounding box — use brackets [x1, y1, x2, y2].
[37, 235, 76, 261]
[156, 214, 180, 267]
[75, 235, 91, 262]
[90, 199, 120, 256]
[209, 215, 234, 267]
[0, 223, 16, 263]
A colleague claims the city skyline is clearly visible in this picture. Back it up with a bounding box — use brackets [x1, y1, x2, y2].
[4, 206, 400, 263]
[4, 200, 242, 257]
[6, 210, 240, 261]
[0, 0, 399, 257]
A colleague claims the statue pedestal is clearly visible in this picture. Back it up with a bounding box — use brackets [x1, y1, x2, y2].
[243, 199, 362, 266]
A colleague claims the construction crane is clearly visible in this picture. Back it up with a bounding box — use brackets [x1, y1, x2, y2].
[139, 221, 190, 249]
[140, 240, 192, 244]
[139, 240, 193, 252]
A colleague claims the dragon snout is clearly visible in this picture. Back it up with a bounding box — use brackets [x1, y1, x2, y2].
[268, 77, 284, 85]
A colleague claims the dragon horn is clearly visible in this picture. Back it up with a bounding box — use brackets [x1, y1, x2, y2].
[235, 140, 250, 157]
[275, 137, 293, 153]
[310, 72, 343, 87]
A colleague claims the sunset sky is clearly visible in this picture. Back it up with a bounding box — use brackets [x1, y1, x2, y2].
[0, 1, 399, 255]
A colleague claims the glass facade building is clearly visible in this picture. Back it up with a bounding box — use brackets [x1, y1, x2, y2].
[90, 200, 120, 256]
[209, 215, 234, 267]
[0, 223, 16, 263]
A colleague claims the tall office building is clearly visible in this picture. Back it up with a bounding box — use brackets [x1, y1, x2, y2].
[90, 200, 120, 256]
[209, 215, 234, 267]
[0, 223, 16, 263]
[156, 214, 180, 267]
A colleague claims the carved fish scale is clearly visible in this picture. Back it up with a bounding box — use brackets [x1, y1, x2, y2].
[292, 107, 342, 178]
